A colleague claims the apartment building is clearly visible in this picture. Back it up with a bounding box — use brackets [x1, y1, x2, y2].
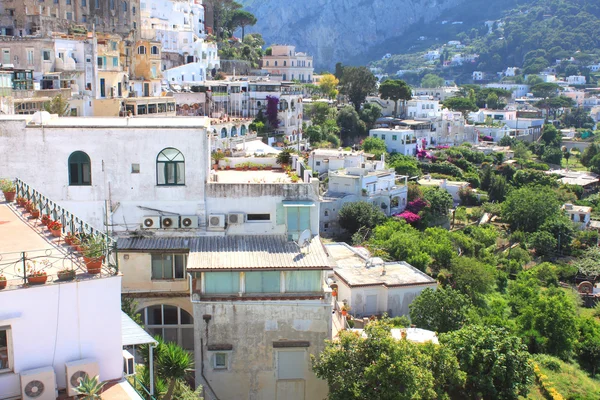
[261, 45, 314, 83]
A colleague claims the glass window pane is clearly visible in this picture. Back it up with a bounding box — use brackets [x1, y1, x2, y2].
[0, 329, 8, 370]
[287, 208, 299, 231]
[151, 254, 164, 279]
[246, 271, 280, 293]
[174, 255, 185, 278]
[176, 162, 185, 184]
[82, 163, 91, 184]
[285, 271, 321, 292]
[157, 162, 166, 184]
[163, 255, 173, 279]
[69, 163, 80, 184]
[163, 305, 178, 325]
[149, 327, 162, 338]
[299, 207, 311, 231]
[181, 328, 194, 350]
[180, 309, 193, 325]
[147, 305, 162, 325]
[166, 163, 175, 184]
[215, 353, 226, 367]
[205, 272, 240, 294]
[163, 328, 177, 343]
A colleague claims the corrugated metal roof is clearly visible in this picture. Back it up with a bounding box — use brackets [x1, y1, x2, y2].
[121, 312, 157, 347]
[118, 235, 333, 270]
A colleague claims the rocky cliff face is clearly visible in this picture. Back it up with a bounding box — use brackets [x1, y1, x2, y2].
[239, 0, 465, 69]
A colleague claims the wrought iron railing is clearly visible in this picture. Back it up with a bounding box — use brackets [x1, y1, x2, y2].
[12, 178, 118, 273]
[130, 376, 157, 400]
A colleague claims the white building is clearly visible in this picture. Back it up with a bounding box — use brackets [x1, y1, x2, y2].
[370, 127, 418, 155]
[406, 98, 441, 119]
[307, 149, 369, 175]
[417, 176, 469, 202]
[320, 160, 408, 235]
[504, 67, 519, 77]
[261, 45, 314, 83]
[563, 203, 591, 229]
[567, 75, 587, 85]
[485, 83, 530, 99]
[326, 243, 437, 317]
[0, 199, 142, 399]
[472, 71, 484, 81]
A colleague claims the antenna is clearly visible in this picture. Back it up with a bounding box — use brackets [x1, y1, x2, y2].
[296, 229, 312, 254]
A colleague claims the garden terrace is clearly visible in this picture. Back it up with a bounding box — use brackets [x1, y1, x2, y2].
[212, 169, 302, 183]
[0, 180, 118, 291]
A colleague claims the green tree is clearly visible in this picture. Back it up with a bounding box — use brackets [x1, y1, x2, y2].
[44, 95, 70, 116]
[409, 287, 471, 333]
[449, 257, 496, 301]
[318, 73, 340, 99]
[305, 125, 323, 143]
[389, 154, 421, 177]
[307, 101, 332, 126]
[423, 187, 453, 218]
[502, 186, 560, 232]
[531, 82, 559, 98]
[441, 325, 534, 400]
[157, 342, 194, 400]
[576, 317, 600, 376]
[229, 9, 256, 40]
[378, 79, 412, 117]
[334, 62, 344, 80]
[486, 92, 499, 109]
[529, 231, 558, 257]
[359, 103, 382, 130]
[527, 75, 544, 85]
[488, 174, 507, 202]
[361, 137, 386, 157]
[443, 97, 478, 120]
[420, 73, 445, 88]
[338, 201, 386, 236]
[340, 66, 377, 112]
[312, 320, 466, 400]
[541, 147, 563, 165]
[336, 106, 366, 141]
[589, 154, 600, 174]
[581, 143, 599, 167]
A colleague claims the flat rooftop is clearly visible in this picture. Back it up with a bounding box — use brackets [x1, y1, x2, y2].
[0, 114, 210, 128]
[326, 243, 436, 288]
[212, 169, 302, 183]
[0, 201, 116, 291]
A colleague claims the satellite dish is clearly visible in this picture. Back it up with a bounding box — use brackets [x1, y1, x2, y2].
[296, 229, 312, 253]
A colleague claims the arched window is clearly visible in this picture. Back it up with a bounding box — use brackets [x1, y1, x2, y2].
[151, 46, 159, 55]
[221, 127, 227, 138]
[157, 148, 185, 185]
[231, 126, 237, 137]
[68, 151, 91, 186]
[284, 61, 287, 66]
[274, 61, 278, 66]
[240, 125, 247, 136]
[140, 305, 194, 350]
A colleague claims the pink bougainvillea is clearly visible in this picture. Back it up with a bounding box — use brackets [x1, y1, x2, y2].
[266, 95, 280, 129]
[395, 211, 421, 224]
[407, 198, 428, 213]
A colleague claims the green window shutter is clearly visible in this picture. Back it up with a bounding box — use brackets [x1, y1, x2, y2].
[245, 271, 280, 293]
[205, 272, 240, 294]
[285, 271, 321, 292]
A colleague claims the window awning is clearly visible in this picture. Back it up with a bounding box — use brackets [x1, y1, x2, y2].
[121, 311, 157, 347]
[282, 201, 316, 208]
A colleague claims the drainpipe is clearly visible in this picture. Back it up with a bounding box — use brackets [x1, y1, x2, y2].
[149, 343, 155, 396]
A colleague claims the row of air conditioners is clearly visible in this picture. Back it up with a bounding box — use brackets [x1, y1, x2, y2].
[20, 355, 136, 400]
[142, 215, 199, 229]
[208, 213, 245, 231]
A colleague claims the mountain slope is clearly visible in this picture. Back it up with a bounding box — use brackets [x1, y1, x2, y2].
[239, 0, 467, 70]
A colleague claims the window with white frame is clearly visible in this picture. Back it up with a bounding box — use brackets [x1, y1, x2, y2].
[277, 350, 306, 379]
[0, 327, 12, 373]
[214, 353, 228, 369]
[26, 49, 34, 65]
[151, 254, 187, 279]
[140, 305, 194, 350]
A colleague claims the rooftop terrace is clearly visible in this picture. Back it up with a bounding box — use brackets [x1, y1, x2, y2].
[212, 169, 302, 183]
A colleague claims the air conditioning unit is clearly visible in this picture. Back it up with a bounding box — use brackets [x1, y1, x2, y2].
[161, 216, 180, 229]
[123, 350, 134, 376]
[228, 213, 245, 225]
[21, 366, 56, 400]
[207, 214, 225, 231]
[181, 215, 199, 228]
[65, 359, 99, 397]
[141, 216, 160, 229]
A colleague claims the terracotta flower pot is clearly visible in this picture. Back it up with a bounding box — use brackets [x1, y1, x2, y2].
[50, 228, 62, 237]
[64, 237, 73, 245]
[30, 210, 40, 219]
[332, 291, 338, 297]
[0, 280, 6, 290]
[83, 256, 105, 274]
[27, 275, 48, 285]
[341, 310, 347, 316]
[2, 191, 15, 202]
[57, 270, 75, 281]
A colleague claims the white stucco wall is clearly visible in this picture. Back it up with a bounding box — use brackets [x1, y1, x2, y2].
[0, 276, 123, 399]
[0, 117, 210, 231]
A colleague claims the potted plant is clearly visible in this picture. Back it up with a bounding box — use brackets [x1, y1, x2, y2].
[341, 304, 350, 316]
[75, 375, 106, 399]
[57, 268, 76, 281]
[0, 275, 6, 290]
[362, 188, 368, 196]
[48, 220, 62, 237]
[41, 214, 52, 226]
[27, 269, 48, 285]
[290, 173, 299, 183]
[16, 196, 25, 206]
[211, 150, 225, 170]
[0, 179, 16, 202]
[64, 232, 77, 246]
[250, 163, 259, 171]
[82, 235, 106, 274]
[331, 289, 338, 297]
[276, 147, 294, 168]
[224, 158, 231, 170]
[30, 203, 40, 219]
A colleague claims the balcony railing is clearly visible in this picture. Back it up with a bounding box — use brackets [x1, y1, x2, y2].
[12, 178, 118, 275]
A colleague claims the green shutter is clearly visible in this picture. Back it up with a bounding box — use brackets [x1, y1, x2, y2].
[276, 202, 285, 225]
